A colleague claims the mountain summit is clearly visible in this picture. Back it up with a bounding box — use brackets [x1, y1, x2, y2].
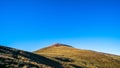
[50, 43, 73, 48]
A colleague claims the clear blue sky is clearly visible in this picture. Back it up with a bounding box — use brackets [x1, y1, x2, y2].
[0, 0, 120, 55]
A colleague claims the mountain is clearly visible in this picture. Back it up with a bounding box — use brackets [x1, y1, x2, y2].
[34, 43, 120, 68]
[0, 45, 63, 68]
[0, 44, 120, 68]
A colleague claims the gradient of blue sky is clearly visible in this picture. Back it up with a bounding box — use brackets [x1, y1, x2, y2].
[0, 0, 120, 55]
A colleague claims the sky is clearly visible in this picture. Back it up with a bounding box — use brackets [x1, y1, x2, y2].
[0, 0, 120, 55]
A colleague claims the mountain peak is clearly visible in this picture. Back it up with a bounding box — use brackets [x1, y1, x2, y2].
[51, 43, 73, 48]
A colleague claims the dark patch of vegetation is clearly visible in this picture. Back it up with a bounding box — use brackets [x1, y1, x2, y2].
[54, 57, 73, 62]
[70, 64, 83, 68]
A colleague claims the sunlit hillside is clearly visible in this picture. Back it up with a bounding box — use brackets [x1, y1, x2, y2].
[35, 43, 120, 68]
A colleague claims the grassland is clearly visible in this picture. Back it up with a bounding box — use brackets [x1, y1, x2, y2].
[0, 43, 120, 68]
[35, 43, 120, 68]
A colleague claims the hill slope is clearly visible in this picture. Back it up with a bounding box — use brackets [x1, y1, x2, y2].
[35, 43, 120, 68]
[1, 44, 120, 68]
[0, 45, 63, 68]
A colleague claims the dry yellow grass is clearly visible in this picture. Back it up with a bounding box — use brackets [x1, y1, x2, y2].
[35, 44, 120, 68]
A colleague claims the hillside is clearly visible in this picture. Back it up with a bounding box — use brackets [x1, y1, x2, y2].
[35, 43, 120, 68]
[0, 45, 63, 68]
[1, 44, 120, 68]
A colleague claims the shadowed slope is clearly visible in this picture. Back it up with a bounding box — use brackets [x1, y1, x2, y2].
[35, 43, 120, 68]
[0, 45, 63, 68]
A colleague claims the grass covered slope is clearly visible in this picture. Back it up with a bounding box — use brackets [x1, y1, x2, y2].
[34, 43, 120, 68]
[0, 45, 63, 68]
[1, 44, 120, 68]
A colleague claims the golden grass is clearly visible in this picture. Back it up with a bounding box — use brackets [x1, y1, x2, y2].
[35, 45, 120, 68]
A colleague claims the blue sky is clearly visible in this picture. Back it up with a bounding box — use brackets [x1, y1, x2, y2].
[0, 0, 120, 55]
